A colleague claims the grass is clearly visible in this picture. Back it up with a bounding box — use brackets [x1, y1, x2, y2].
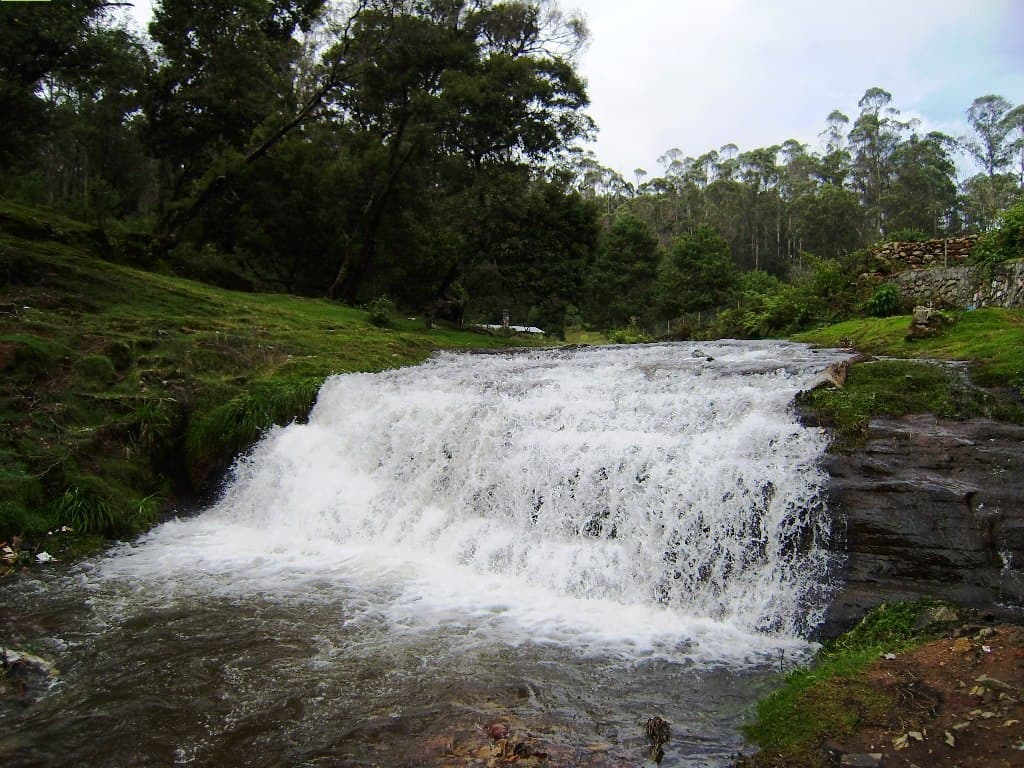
[0, 199, 540, 551]
[795, 308, 1024, 390]
[793, 310, 1024, 447]
[740, 601, 945, 767]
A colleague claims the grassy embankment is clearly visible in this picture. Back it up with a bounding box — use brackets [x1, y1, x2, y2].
[0, 200, 538, 563]
[793, 308, 1024, 447]
[738, 601, 949, 768]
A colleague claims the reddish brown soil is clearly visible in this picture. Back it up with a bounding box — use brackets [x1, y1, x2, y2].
[828, 626, 1024, 767]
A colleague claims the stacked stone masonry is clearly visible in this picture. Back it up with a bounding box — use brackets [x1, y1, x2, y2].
[892, 260, 1024, 310]
[866, 236, 1023, 310]
[871, 236, 978, 272]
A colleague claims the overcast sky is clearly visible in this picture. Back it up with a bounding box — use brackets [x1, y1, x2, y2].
[125, 0, 1024, 180]
[574, 0, 1024, 179]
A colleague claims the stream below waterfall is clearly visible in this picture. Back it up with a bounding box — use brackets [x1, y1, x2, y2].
[1, 341, 850, 767]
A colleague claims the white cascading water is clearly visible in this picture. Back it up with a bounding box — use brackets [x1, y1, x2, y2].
[99, 341, 847, 663]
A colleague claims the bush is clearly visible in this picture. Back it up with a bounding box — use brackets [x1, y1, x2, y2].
[366, 295, 394, 327]
[973, 197, 1024, 264]
[864, 283, 902, 317]
[608, 317, 651, 344]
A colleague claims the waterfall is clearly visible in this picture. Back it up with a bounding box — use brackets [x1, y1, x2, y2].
[102, 341, 847, 662]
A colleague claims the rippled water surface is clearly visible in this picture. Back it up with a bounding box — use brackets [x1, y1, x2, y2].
[1, 342, 849, 767]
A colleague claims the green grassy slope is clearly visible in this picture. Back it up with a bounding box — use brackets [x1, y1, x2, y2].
[0, 200, 535, 553]
[793, 310, 1024, 445]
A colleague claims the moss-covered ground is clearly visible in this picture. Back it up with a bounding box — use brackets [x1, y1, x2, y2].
[793, 310, 1024, 446]
[738, 602, 948, 768]
[0, 200, 539, 561]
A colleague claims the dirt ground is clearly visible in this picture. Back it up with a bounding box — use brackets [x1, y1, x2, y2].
[826, 626, 1024, 767]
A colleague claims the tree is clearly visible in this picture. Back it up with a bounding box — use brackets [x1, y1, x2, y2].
[583, 213, 661, 328]
[792, 184, 865, 258]
[848, 87, 908, 237]
[145, 0, 329, 195]
[961, 172, 1020, 232]
[322, 0, 591, 301]
[657, 224, 737, 316]
[0, 0, 116, 168]
[885, 132, 957, 236]
[1003, 103, 1024, 187]
[817, 109, 851, 187]
[965, 94, 1015, 177]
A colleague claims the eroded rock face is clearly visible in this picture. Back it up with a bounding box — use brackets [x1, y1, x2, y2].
[820, 415, 1024, 638]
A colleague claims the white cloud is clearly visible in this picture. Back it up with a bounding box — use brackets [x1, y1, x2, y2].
[574, 0, 1024, 177]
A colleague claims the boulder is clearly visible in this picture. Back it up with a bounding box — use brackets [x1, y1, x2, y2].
[907, 306, 954, 338]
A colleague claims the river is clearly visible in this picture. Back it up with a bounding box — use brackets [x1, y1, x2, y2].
[1, 341, 849, 767]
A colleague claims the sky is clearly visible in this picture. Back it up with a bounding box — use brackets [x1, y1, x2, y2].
[123, 0, 1024, 180]
[573, 0, 1024, 179]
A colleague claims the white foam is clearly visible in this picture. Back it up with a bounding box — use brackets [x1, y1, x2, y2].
[95, 342, 847, 664]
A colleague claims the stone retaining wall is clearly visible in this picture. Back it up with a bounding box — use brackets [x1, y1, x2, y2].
[872, 235, 978, 273]
[890, 259, 1024, 310]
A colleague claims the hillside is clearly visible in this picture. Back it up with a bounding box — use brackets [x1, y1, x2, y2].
[0, 201, 535, 562]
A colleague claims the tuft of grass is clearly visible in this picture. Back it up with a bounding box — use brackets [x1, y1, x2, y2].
[743, 601, 942, 763]
[185, 376, 321, 483]
[49, 485, 118, 536]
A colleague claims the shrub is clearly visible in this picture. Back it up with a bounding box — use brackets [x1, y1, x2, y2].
[864, 283, 902, 317]
[366, 295, 394, 327]
[886, 228, 929, 243]
[608, 317, 651, 344]
[973, 197, 1024, 264]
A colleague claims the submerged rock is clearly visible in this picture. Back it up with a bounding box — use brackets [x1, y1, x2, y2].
[1, 647, 59, 708]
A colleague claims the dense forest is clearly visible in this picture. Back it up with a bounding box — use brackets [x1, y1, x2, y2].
[2, 0, 1023, 337]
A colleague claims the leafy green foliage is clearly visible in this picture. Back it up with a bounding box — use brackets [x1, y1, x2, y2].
[582, 213, 661, 329]
[972, 196, 1024, 263]
[712, 256, 862, 339]
[607, 317, 651, 344]
[366, 295, 395, 328]
[864, 283, 902, 317]
[886, 228, 929, 243]
[657, 224, 737, 316]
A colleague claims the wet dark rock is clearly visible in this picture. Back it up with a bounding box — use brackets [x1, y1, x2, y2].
[839, 753, 883, 767]
[1, 647, 58, 709]
[820, 415, 1024, 638]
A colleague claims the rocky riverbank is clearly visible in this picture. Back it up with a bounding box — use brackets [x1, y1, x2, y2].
[820, 414, 1024, 638]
